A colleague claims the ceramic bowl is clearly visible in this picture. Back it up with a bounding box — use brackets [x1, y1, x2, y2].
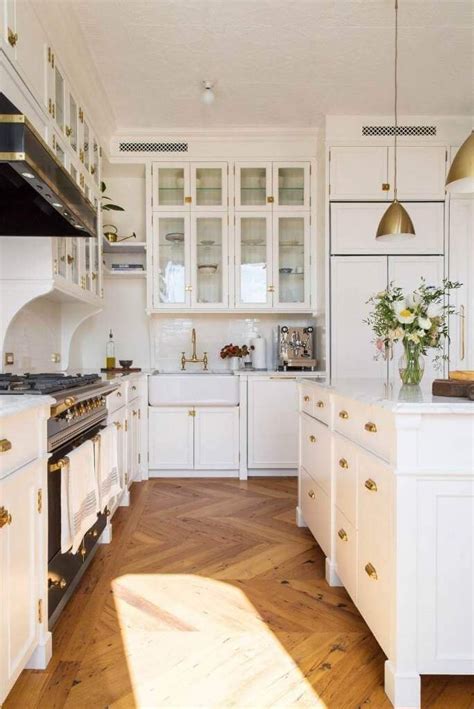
[119, 360, 133, 369]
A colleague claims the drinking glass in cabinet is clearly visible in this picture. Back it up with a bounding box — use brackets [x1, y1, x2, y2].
[55, 66, 65, 133]
[158, 167, 186, 207]
[69, 94, 78, 152]
[239, 217, 268, 303]
[278, 217, 305, 303]
[195, 168, 222, 207]
[240, 167, 267, 206]
[158, 218, 186, 304]
[83, 123, 90, 170]
[278, 167, 305, 207]
[196, 217, 223, 304]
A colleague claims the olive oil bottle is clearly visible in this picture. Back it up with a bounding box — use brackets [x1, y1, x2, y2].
[106, 329, 116, 370]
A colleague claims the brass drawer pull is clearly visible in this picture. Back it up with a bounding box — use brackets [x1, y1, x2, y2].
[0, 439, 12, 453]
[338, 458, 348, 469]
[308, 489, 316, 499]
[0, 506, 12, 528]
[338, 528, 348, 542]
[309, 435, 316, 443]
[8, 28, 18, 47]
[364, 478, 378, 492]
[339, 410, 349, 420]
[303, 395, 310, 402]
[316, 400, 325, 408]
[382, 183, 390, 191]
[365, 562, 378, 580]
[364, 422, 377, 433]
[116, 391, 122, 397]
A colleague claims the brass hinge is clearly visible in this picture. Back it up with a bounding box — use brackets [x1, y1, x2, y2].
[445, 149, 448, 162]
[138, 409, 141, 420]
[79, 107, 84, 123]
[37, 489, 43, 513]
[124, 419, 128, 432]
[328, 150, 331, 162]
[38, 599, 43, 624]
[48, 46, 52, 64]
[138, 453, 141, 464]
[125, 473, 129, 484]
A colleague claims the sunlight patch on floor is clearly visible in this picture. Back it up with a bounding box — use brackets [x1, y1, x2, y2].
[112, 573, 327, 708]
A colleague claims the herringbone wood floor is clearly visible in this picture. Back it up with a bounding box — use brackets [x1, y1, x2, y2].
[6, 479, 473, 708]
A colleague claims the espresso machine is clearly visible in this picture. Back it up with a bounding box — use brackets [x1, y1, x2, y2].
[277, 325, 316, 371]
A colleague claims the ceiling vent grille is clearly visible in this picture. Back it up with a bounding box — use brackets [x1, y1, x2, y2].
[119, 141, 188, 153]
[362, 126, 436, 137]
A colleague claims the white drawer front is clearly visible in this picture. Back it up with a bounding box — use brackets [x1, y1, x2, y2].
[126, 380, 140, 403]
[300, 467, 331, 558]
[300, 414, 331, 495]
[0, 409, 42, 477]
[358, 450, 393, 539]
[357, 545, 392, 658]
[106, 384, 127, 414]
[333, 395, 392, 462]
[334, 433, 358, 526]
[300, 383, 329, 424]
[335, 508, 357, 603]
[333, 394, 364, 442]
[300, 384, 315, 417]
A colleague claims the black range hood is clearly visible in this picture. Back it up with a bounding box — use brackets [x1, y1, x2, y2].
[0, 93, 97, 238]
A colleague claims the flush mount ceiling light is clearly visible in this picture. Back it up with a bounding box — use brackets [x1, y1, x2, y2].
[446, 131, 474, 194]
[376, 0, 415, 241]
[201, 81, 215, 105]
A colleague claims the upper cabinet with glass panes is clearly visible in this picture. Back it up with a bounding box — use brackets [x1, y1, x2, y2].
[235, 162, 311, 211]
[152, 163, 228, 210]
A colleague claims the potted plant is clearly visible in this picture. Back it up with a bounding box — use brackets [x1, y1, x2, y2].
[365, 278, 461, 385]
[220, 343, 251, 371]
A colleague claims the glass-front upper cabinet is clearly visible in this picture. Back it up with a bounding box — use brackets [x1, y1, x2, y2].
[54, 63, 65, 134]
[54, 238, 68, 280]
[191, 215, 228, 308]
[153, 164, 190, 209]
[67, 92, 78, 154]
[235, 213, 273, 308]
[92, 140, 100, 184]
[153, 213, 191, 308]
[82, 121, 90, 172]
[273, 215, 310, 309]
[273, 162, 310, 210]
[235, 162, 272, 211]
[191, 163, 228, 211]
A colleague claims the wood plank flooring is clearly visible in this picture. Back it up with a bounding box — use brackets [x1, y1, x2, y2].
[6, 478, 474, 708]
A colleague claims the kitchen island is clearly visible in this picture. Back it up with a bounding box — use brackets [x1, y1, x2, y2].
[297, 378, 474, 709]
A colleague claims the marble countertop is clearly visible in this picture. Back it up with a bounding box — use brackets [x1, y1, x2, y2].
[298, 377, 474, 414]
[0, 394, 55, 418]
[233, 369, 326, 377]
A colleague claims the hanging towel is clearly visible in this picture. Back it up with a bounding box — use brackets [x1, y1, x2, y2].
[61, 440, 100, 554]
[94, 424, 122, 513]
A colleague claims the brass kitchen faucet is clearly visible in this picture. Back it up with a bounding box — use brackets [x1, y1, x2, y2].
[181, 328, 208, 371]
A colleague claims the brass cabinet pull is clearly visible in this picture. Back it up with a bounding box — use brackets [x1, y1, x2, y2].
[132, 386, 137, 391]
[365, 562, 378, 580]
[132, 410, 137, 416]
[79, 149, 84, 163]
[0, 506, 12, 528]
[116, 391, 122, 397]
[48, 576, 67, 590]
[339, 410, 349, 420]
[90, 166, 96, 175]
[364, 478, 378, 492]
[91, 272, 97, 280]
[309, 435, 316, 443]
[65, 125, 72, 137]
[303, 395, 310, 402]
[67, 254, 75, 265]
[316, 400, 325, 408]
[8, 28, 18, 47]
[113, 421, 122, 430]
[267, 285, 275, 293]
[308, 489, 315, 499]
[0, 439, 12, 453]
[267, 196, 274, 203]
[364, 422, 377, 433]
[338, 458, 348, 469]
[382, 183, 390, 191]
[184, 196, 192, 204]
[338, 528, 348, 542]
[188, 409, 196, 417]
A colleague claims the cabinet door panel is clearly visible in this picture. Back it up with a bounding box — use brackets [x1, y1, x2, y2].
[273, 162, 310, 210]
[330, 147, 389, 200]
[194, 407, 239, 469]
[273, 213, 310, 309]
[14, 0, 47, 105]
[109, 409, 127, 488]
[449, 199, 473, 370]
[331, 203, 444, 255]
[235, 213, 273, 308]
[148, 408, 193, 469]
[331, 256, 388, 379]
[235, 162, 272, 210]
[152, 213, 191, 308]
[153, 163, 190, 209]
[191, 214, 228, 308]
[191, 162, 228, 210]
[248, 379, 298, 468]
[389, 146, 447, 200]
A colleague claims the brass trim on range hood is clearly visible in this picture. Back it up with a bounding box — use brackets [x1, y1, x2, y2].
[0, 93, 97, 238]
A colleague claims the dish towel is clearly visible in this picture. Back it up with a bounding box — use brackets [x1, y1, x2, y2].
[60, 440, 100, 554]
[94, 424, 121, 513]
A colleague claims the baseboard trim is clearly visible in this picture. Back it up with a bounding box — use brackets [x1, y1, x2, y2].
[148, 469, 297, 478]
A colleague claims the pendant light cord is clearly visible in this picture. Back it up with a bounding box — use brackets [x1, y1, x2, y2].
[394, 0, 398, 200]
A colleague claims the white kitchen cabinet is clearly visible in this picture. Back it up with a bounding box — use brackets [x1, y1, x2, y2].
[191, 163, 228, 211]
[272, 162, 311, 210]
[331, 256, 388, 379]
[329, 145, 447, 201]
[235, 161, 311, 211]
[330, 202, 445, 255]
[194, 407, 239, 469]
[152, 163, 190, 209]
[273, 213, 311, 309]
[191, 214, 229, 308]
[0, 458, 41, 701]
[152, 212, 191, 308]
[247, 378, 299, 468]
[235, 162, 272, 210]
[448, 198, 473, 370]
[234, 212, 273, 309]
[148, 407, 194, 470]
[152, 163, 228, 211]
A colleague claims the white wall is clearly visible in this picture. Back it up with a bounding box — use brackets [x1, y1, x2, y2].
[3, 297, 63, 373]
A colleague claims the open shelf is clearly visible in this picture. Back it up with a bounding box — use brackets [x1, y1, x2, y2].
[102, 237, 146, 253]
[104, 269, 147, 278]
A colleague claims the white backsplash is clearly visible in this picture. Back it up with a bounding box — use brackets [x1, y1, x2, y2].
[3, 299, 63, 373]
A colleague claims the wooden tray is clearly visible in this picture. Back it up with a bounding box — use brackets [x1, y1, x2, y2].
[101, 367, 142, 373]
[449, 370, 474, 381]
[432, 378, 474, 401]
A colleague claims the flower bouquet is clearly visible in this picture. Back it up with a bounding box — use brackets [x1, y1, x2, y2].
[365, 278, 461, 385]
[220, 343, 251, 371]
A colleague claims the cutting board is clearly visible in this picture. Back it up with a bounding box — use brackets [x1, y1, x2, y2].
[449, 370, 474, 381]
[432, 378, 474, 401]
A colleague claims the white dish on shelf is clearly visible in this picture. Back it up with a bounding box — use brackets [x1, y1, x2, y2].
[199, 240, 215, 246]
[165, 232, 185, 242]
[242, 240, 264, 247]
[198, 264, 218, 274]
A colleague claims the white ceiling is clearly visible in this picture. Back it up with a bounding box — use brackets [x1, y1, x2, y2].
[68, 0, 473, 131]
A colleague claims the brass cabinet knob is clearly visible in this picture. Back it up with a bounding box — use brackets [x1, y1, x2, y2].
[48, 576, 67, 590]
[364, 478, 378, 492]
[116, 391, 122, 397]
[338, 528, 348, 542]
[0, 439, 12, 453]
[184, 196, 192, 204]
[309, 435, 316, 443]
[65, 125, 72, 137]
[113, 421, 122, 430]
[308, 489, 316, 499]
[303, 395, 310, 402]
[188, 409, 196, 417]
[7, 28, 18, 47]
[0, 506, 12, 528]
[316, 400, 325, 408]
[382, 183, 390, 191]
[67, 254, 75, 265]
[364, 422, 377, 433]
[339, 410, 349, 420]
[132, 386, 137, 391]
[365, 562, 378, 580]
[267, 196, 274, 203]
[338, 458, 349, 469]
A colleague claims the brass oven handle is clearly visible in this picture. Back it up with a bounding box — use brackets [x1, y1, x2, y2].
[364, 422, 377, 433]
[308, 489, 316, 499]
[49, 457, 70, 473]
[51, 396, 76, 417]
[365, 562, 378, 580]
[338, 528, 348, 542]
[0, 506, 12, 528]
[339, 410, 349, 420]
[0, 439, 12, 453]
[364, 478, 378, 492]
[338, 458, 348, 469]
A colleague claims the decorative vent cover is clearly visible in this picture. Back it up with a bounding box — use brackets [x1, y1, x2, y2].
[119, 141, 188, 153]
[362, 126, 436, 137]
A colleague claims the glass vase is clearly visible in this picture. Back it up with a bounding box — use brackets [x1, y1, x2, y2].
[398, 342, 425, 385]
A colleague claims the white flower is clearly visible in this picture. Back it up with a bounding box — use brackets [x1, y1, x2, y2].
[427, 302, 442, 318]
[389, 327, 403, 341]
[393, 300, 407, 315]
[418, 316, 431, 330]
[396, 308, 416, 325]
[406, 333, 420, 344]
[406, 291, 422, 308]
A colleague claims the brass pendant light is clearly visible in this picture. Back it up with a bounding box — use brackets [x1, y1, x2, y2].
[376, 0, 415, 241]
[446, 130, 474, 194]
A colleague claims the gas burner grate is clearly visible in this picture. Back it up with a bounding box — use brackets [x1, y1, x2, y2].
[0, 372, 101, 395]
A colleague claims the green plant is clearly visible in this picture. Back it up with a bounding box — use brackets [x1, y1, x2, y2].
[101, 181, 124, 212]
